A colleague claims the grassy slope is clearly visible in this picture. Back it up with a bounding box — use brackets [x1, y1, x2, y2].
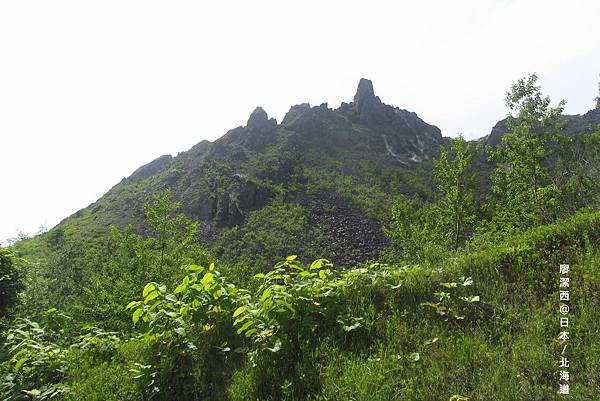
[52, 210, 600, 401]
[239, 211, 600, 400]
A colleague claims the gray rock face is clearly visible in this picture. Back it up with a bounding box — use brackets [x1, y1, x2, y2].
[278, 79, 444, 165]
[247, 107, 268, 127]
[281, 103, 312, 127]
[124, 154, 173, 183]
[353, 78, 381, 115]
[243, 107, 278, 150]
[214, 173, 273, 227]
[484, 119, 508, 148]
[297, 190, 389, 267]
[484, 108, 600, 149]
[209, 107, 278, 156]
[346, 78, 444, 163]
[92, 79, 450, 266]
[563, 109, 600, 136]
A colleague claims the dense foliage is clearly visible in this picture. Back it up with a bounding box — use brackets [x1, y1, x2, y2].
[1, 75, 600, 400]
[0, 248, 23, 318]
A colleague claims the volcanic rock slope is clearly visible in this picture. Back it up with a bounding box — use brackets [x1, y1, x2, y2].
[56, 79, 449, 266]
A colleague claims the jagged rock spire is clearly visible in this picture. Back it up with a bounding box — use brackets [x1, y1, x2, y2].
[353, 78, 380, 114]
[247, 106, 269, 128]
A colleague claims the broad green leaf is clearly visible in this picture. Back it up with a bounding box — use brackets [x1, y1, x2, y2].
[200, 273, 215, 290]
[244, 328, 258, 337]
[185, 264, 204, 273]
[233, 306, 246, 318]
[165, 294, 178, 303]
[14, 357, 28, 371]
[144, 290, 160, 303]
[143, 283, 156, 298]
[236, 320, 254, 335]
[234, 315, 249, 326]
[173, 284, 187, 294]
[126, 301, 140, 310]
[148, 301, 161, 312]
[190, 284, 203, 292]
[132, 308, 143, 324]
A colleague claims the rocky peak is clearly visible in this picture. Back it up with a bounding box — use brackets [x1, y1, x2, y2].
[282, 103, 312, 127]
[240, 107, 278, 150]
[246, 107, 271, 130]
[124, 154, 172, 184]
[353, 78, 381, 114]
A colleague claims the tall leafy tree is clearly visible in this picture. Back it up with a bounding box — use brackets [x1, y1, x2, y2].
[434, 134, 476, 248]
[387, 196, 448, 264]
[78, 190, 211, 331]
[489, 74, 565, 230]
[0, 248, 23, 317]
[387, 136, 477, 262]
[552, 126, 600, 213]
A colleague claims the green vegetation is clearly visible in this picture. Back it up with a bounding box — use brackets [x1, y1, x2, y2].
[433, 135, 477, 249]
[1, 75, 600, 400]
[214, 197, 331, 273]
[0, 248, 23, 319]
[488, 73, 565, 230]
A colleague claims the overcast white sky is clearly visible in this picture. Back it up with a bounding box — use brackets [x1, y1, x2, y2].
[1, 0, 599, 243]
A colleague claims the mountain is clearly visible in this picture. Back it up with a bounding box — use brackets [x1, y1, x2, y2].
[49, 79, 446, 268]
[483, 108, 600, 148]
[7, 79, 600, 401]
[31, 80, 599, 268]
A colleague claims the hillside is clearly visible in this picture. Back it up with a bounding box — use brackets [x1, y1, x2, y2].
[25, 78, 599, 271]
[3, 75, 600, 401]
[38, 79, 447, 268]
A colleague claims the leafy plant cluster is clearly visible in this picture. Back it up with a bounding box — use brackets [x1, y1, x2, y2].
[0, 308, 123, 401]
[233, 257, 409, 356]
[0, 248, 23, 318]
[387, 74, 600, 264]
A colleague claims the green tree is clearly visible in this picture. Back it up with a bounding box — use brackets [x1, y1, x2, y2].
[0, 248, 23, 317]
[488, 73, 565, 230]
[80, 190, 211, 331]
[386, 196, 449, 264]
[387, 136, 476, 262]
[552, 126, 600, 213]
[143, 190, 204, 278]
[434, 135, 476, 248]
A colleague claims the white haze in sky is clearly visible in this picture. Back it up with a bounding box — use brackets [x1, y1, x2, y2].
[0, 0, 599, 243]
